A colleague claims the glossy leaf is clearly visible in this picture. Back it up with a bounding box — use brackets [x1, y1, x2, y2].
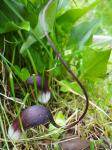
[68, 19, 99, 49]
[34, 0, 58, 38]
[81, 48, 111, 79]
[56, 0, 100, 32]
[20, 0, 58, 54]
[0, 21, 30, 34]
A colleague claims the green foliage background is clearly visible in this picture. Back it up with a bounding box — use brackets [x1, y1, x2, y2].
[0, 0, 112, 149]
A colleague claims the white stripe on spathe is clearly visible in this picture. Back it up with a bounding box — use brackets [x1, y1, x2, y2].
[38, 92, 51, 104]
[8, 125, 21, 141]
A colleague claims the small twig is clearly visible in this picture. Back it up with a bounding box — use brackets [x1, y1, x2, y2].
[3, 101, 15, 118]
[66, 109, 78, 124]
[0, 93, 24, 105]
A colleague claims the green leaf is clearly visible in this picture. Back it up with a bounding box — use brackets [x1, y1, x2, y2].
[54, 144, 60, 150]
[49, 111, 65, 139]
[3, 0, 24, 21]
[81, 48, 111, 79]
[0, 21, 30, 34]
[57, 0, 70, 11]
[52, 65, 64, 77]
[0, 0, 30, 33]
[34, 0, 58, 38]
[60, 80, 82, 94]
[56, 0, 100, 32]
[14, 65, 30, 81]
[18, 0, 27, 6]
[23, 0, 58, 50]
[20, 35, 36, 54]
[20, 68, 30, 81]
[68, 19, 99, 49]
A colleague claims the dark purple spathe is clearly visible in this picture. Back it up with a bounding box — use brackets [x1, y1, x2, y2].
[12, 105, 60, 132]
[27, 75, 49, 92]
